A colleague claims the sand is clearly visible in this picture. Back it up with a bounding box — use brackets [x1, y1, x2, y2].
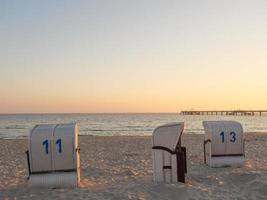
[0, 133, 266, 200]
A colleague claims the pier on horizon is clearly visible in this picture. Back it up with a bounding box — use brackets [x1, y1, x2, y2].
[180, 110, 267, 116]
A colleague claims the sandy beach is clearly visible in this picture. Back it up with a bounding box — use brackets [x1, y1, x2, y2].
[0, 133, 266, 200]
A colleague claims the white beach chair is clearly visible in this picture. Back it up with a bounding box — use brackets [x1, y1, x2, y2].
[203, 121, 245, 167]
[152, 122, 187, 183]
[26, 123, 80, 188]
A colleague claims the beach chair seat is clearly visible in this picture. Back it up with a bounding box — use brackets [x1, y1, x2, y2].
[152, 122, 187, 183]
[26, 123, 80, 188]
[203, 121, 245, 167]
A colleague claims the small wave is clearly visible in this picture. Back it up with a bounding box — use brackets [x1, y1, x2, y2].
[81, 128, 153, 132]
[0, 136, 28, 140]
[4, 125, 27, 130]
[124, 126, 143, 128]
[185, 131, 204, 134]
[81, 129, 110, 132]
[186, 128, 204, 131]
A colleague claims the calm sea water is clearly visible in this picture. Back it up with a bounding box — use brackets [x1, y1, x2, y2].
[0, 113, 266, 139]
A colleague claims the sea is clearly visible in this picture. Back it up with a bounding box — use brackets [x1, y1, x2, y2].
[0, 113, 267, 139]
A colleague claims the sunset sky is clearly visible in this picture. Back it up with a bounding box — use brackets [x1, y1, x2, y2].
[1, 0, 267, 113]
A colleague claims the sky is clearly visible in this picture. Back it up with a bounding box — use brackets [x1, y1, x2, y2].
[1, 0, 267, 113]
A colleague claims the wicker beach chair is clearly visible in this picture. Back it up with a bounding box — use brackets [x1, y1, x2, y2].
[26, 123, 80, 188]
[152, 122, 187, 183]
[203, 121, 245, 167]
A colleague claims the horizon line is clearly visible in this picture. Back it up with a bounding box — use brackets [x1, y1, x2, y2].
[0, 112, 181, 115]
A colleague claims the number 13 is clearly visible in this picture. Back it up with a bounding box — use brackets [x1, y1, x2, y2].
[220, 132, 236, 143]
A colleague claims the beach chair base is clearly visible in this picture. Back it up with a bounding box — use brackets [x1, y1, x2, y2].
[152, 146, 187, 183]
[28, 172, 79, 188]
[208, 156, 245, 168]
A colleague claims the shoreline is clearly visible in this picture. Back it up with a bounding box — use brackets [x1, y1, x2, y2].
[1, 131, 267, 140]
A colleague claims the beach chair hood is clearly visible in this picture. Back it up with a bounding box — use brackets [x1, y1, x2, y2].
[152, 122, 184, 152]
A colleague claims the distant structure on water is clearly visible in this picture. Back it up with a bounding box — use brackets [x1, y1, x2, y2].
[180, 110, 267, 116]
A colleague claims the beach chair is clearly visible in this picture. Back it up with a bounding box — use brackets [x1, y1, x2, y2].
[203, 121, 245, 167]
[152, 122, 187, 183]
[26, 123, 80, 188]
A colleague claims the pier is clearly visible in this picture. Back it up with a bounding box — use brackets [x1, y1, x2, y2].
[180, 110, 267, 116]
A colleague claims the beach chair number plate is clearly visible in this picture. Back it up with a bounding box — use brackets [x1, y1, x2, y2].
[42, 139, 62, 154]
[220, 131, 236, 143]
